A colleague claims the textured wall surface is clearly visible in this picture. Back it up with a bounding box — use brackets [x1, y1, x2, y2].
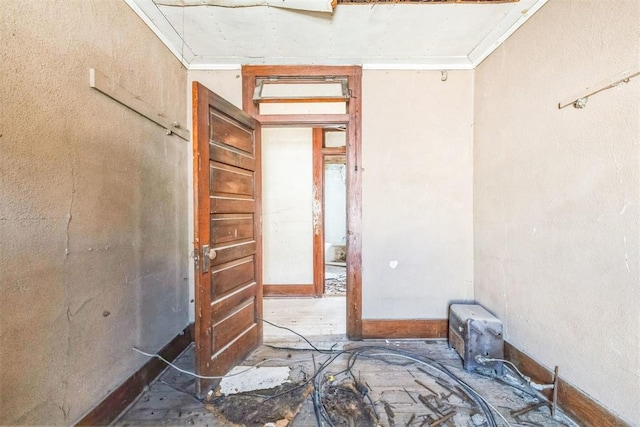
[362, 70, 475, 319]
[474, 0, 640, 423]
[0, 1, 189, 424]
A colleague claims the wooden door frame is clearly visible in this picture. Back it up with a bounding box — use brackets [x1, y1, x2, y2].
[320, 137, 348, 297]
[242, 65, 363, 340]
[312, 128, 325, 297]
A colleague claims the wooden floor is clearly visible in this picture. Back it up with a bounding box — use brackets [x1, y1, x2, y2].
[264, 296, 346, 340]
[114, 298, 579, 427]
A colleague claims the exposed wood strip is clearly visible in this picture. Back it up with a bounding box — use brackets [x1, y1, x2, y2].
[89, 68, 190, 141]
[361, 319, 448, 339]
[504, 342, 629, 427]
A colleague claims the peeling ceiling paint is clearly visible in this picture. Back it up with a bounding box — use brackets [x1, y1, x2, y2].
[125, 0, 548, 70]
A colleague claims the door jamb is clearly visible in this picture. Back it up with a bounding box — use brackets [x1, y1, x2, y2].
[312, 128, 325, 297]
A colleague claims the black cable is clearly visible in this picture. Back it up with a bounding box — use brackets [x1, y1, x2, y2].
[258, 317, 339, 353]
[257, 319, 500, 427]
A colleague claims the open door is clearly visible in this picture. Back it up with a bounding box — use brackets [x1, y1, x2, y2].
[192, 82, 262, 397]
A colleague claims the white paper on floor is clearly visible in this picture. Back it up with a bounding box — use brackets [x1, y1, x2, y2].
[219, 366, 291, 395]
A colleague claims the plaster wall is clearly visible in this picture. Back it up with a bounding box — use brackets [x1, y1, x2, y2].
[473, 0, 640, 423]
[262, 128, 314, 285]
[362, 70, 475, 319]
[325, 163, 347, 247]
[0, 1, 189, 424]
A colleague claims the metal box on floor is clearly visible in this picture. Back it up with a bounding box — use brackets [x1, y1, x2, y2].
[448, 304, 504, 376]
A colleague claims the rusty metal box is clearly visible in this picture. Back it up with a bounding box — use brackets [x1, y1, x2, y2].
[448, 304, 504, 376]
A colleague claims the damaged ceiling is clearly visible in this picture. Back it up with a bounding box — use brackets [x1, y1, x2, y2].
[126, 0, 548, 69]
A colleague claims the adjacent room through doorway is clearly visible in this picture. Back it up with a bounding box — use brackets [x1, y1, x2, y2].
[262, 127, 349, 341]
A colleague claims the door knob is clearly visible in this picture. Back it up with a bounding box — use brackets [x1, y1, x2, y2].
[208, 249, 217, 260]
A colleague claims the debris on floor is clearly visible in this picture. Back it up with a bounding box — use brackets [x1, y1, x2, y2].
[325, 265, 346, 296]
[115, 341, 580, 427]
[207, 382, 313, 427]
[207, 364, 312, 426]
[220, 366, 291, 395]
[320, 380, 377, 426]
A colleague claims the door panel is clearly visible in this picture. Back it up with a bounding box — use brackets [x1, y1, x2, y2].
[210, 111, 254, 154]
[211, 214, 254, 244]
[212, 301, 256, 353]
[193, 82, 261, 397]
[212, 282, 257, 323]
[210, 162, 254, 197]
[211, 257, 256, 298]
[210, 143, 256, 171]
[211, 241, 257, 267]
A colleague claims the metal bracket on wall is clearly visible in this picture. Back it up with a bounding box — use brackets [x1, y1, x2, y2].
[89, 68, 190, 141]
[558, 67, 640, 109]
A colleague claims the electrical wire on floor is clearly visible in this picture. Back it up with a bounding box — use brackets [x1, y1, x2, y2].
[133, 318, 542, 427]
[132, 347, 313, 380]
[259, 317, 339, 353]
[257, 318, 509, 426]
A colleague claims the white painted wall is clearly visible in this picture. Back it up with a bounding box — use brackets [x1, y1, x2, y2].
[262, 128, 314, 285]
[362, 70, 475, 319]
[473, 0, 640, 423]
[324, 163, 347, 247]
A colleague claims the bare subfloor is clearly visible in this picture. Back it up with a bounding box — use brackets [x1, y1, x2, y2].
[114, 338, 579, 427]
[325, 264, 346, 296]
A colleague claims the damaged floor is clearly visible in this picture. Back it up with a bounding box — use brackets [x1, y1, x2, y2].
[325, 264, 347, 296]
[115, 340, 579, 426]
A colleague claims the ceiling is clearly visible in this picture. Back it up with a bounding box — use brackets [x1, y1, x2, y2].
[125, 0, 548, 70]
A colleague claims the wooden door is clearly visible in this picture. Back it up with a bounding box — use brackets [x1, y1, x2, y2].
[192, 82, 262, 397]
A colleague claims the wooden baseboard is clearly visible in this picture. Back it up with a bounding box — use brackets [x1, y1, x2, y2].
[264, 284, 317, 297]
[361, 319, 448, 339]
[75, 324, 194, 426]
[504, 342, 629, 427]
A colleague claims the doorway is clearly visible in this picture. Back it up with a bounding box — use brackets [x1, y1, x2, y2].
[261, 126, 348, 340]
[242, 65, 363, 340]
[323, 130, 347, 298]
